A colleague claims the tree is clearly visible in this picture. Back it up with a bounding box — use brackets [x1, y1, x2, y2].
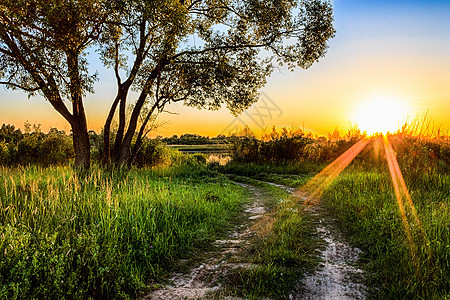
[1, 0, 335, 169]
[0, 0, 111, 168]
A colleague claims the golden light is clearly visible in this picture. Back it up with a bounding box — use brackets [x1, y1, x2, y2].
[351, 96, 410, 135]
[294, 135, 431, 279]
[296, 138, 370, 205]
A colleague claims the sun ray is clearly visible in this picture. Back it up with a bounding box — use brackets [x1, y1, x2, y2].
[291, 135, 431, 278]
[382, 135, 431, 277]
[296, 139, 370, 205]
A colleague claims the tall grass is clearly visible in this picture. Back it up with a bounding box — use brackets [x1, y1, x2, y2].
[321, 167, 450, 299]
[0, 164, 245, 299]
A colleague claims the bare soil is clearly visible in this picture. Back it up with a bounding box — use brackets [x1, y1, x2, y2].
[296, 199, 367, 300]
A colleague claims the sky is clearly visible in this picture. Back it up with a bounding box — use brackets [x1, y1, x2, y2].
[1, 0, 449, 137]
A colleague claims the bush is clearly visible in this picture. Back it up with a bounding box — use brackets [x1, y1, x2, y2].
[0, 125, 76, 166]
[231, 127, 313, 163]
[0, 142, 8, 164]
[230, 126, 364, 164]
[39, 129, 74, 165]
[134, 139, 171, 167]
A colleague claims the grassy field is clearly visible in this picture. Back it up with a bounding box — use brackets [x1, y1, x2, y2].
[0, 164, 246, 299]
[321, 166, 450, 299]
[1, 136, 449, 299]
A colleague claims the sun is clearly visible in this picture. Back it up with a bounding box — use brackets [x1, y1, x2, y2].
[351, 96, 410, 135]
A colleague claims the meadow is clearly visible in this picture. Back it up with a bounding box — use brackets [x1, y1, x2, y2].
[0, 124, 449, 299]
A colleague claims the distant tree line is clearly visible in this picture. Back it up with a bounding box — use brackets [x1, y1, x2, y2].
[160, 134, 230, 145]
[2, 122, 449, 172]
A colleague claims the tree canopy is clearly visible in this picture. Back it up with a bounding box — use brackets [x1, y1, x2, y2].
[1, 0, 335, 168]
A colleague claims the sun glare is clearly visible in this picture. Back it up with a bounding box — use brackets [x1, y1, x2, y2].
[352, 96, 409, 135]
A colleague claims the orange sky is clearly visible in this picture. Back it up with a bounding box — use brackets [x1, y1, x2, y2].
[1, 1, 449, 137]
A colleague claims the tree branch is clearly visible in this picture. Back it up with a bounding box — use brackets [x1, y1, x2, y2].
[0, 81, 40, 92]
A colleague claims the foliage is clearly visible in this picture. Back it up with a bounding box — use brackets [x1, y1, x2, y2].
[390, 136, 450, 175]
[231, 126, 311, 162]
[398, 111, 448, 139]
[0, 165, 245, 299]
[133, 138, 171, 167]
[161, 134, 229, 145]
[0, 124, 22, 144]
[229, 126, 364, 164]
[0, 124, 74, 166]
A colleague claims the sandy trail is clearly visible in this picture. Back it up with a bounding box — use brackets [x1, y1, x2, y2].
[144, 182, 367, 299]
[296, 198, 367, 300]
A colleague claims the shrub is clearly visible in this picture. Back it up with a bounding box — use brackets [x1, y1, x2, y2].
[0, 142, 8, 164]
[134, 139, 170, 167]
[39, 129, 74, 165]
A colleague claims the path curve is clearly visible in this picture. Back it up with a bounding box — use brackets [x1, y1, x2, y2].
[144, 181, 367, 299]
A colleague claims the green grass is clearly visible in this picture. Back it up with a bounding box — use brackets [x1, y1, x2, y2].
[0, 164, 246, 299]
[321, 167, 450, 299]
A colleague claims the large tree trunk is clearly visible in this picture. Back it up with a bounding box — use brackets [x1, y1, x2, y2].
[111, 94, 127, 163]
[102, 94, 121, 166]
[117, 91, 149, 167]
[68, 50, 91, 169]
[130, 103, 158, 164]
[72, 122, 91, 169]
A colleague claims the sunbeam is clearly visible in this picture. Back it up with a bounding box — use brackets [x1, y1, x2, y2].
[289, 134, 436, 289]
[383, 135, 431, 277]
[296, 139, 370, 205]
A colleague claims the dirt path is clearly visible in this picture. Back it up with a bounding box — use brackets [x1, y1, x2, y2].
[296, 195, 367, 300]
[144, 183, 267, 299]
[144, 181, 367, 299]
